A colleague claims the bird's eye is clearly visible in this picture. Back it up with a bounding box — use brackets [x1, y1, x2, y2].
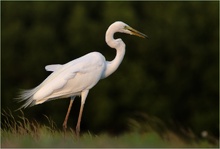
[124, 26, 128, 30]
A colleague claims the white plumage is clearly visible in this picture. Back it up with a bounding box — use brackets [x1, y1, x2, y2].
[19, 52, 106, 108]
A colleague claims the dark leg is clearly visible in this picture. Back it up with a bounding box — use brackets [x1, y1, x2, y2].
[76, 90, 89, 138]
[63, 96, 75, 132]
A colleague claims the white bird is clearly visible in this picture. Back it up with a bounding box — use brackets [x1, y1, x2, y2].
[18, 21, 147, 137]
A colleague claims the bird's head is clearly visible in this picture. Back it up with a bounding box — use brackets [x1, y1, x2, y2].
[105, 21, 148, 48]
[113, 21, 148, 39]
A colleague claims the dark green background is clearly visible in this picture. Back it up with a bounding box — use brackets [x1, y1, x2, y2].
[2, 1, 219, 138]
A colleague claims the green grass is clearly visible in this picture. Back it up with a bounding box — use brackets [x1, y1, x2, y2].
[1, 109, 219, 148]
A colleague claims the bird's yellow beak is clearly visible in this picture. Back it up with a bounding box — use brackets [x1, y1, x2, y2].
[125, 26, 148, 39]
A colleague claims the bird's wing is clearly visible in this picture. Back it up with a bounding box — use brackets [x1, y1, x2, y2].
[33, 52, 105, 101]
[33, 63, 80, 100]
[18, 52, 105, 108]
[18, 65, 79, 108]
[45, 64, 62, 72]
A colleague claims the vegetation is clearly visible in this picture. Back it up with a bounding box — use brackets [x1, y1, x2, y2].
[1, 109, 218, 148]
[1, 1, 219, 145]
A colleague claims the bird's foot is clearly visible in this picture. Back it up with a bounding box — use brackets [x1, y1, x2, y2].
[62, 122, 67, 133]
[76, 125, 80, 139]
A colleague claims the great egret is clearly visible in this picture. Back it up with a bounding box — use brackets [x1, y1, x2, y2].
[18, 21, 147, 137]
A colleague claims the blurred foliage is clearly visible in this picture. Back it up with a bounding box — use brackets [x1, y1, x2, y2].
[1, 1, 219, 139]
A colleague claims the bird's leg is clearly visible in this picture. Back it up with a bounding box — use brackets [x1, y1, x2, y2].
[63, 96, 75, 132]
[76, 90, 89, 138]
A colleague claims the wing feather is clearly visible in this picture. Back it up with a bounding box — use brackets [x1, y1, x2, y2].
[45, 64, 62, 72]
[18, 52, 105, 108]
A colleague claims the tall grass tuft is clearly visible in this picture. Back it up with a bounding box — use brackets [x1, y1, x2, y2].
[1, 109, 218, 148]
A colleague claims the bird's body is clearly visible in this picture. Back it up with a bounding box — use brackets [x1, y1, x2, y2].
[18, 21, 147, 137]
[21, 52, 106, 107]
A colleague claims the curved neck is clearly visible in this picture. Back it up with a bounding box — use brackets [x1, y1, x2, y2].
[102, 27, 126, 79]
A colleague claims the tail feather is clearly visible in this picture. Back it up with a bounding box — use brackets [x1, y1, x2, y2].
[16, 86, 40, 110]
